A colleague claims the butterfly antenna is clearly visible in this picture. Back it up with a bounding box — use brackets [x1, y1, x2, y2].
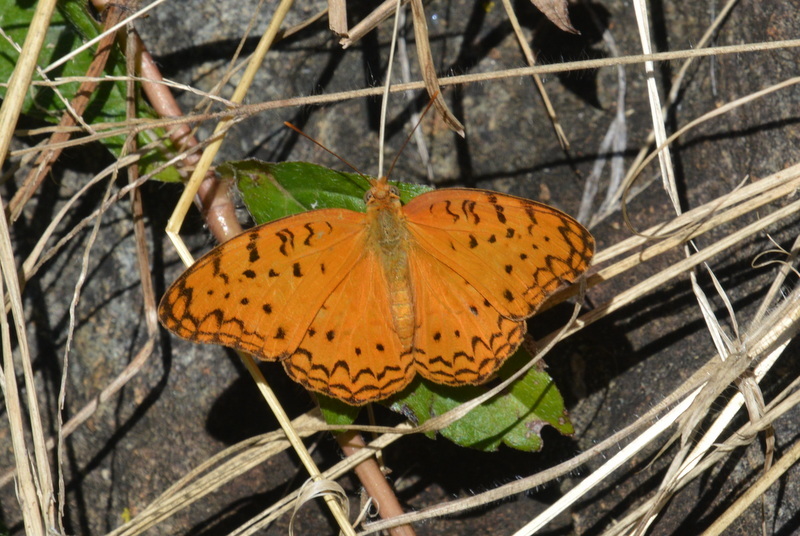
[386, 92, 439, 180]
[283, 122, 370, 181]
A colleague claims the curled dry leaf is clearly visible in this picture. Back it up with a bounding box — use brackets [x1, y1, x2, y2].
[530, 0, 579, 34]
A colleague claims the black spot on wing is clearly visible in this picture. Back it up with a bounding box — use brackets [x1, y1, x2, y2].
[429, 355, 449, 366]
[246, 235, 261, 263]
[461, 199, 479, 224]
[211, 256, 230, 285]
[375, 365, 402, 381]
[492, 203, 507, 224]
[524, 205, 540, 225]
[303, 223, 315, 246]
[276, 228, 295, 256]
[443, 200, 459, 222]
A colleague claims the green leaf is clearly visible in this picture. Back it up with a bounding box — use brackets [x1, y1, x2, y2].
[222, 160, 573, 450]
[222, 160, 432, 221]
[316, 394, 361, 428]
[389, 347, 573, 451]
[0, 0, 181, 182]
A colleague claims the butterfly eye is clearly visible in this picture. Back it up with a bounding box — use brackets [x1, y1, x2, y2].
[389, 186, 400, 197]
[364, 190, 374, 203]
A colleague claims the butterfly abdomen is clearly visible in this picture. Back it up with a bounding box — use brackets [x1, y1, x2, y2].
[367, 203, 416, 350]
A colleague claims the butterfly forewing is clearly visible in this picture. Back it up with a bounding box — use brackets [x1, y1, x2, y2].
[283, 250, 414, 404]
[158, 209, 367, 360]
[403, 189, 594, 321]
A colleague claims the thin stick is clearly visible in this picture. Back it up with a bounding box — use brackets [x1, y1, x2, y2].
[377, 0, 405, 176]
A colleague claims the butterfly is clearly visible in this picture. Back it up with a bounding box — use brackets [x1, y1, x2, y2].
[158, 172, 594, 405]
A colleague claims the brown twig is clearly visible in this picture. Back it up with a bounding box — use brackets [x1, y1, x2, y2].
[338, 431, 416, 536]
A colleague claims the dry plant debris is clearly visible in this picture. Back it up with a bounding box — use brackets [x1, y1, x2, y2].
[0, 0, 799, 534]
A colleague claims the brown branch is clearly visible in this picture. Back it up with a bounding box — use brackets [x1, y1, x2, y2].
[338, 431, 416, 536]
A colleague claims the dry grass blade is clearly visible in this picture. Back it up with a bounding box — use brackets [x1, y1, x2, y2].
[700, 411, 800, 536]
[328, 0, 348, 36]
[631, 0, 678, 213]
[340, 0, 410, 48]
[0, 0, 60, 533]
[408, 0, 464, 135]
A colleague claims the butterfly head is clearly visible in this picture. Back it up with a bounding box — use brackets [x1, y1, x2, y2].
[364, 176, 402, 210]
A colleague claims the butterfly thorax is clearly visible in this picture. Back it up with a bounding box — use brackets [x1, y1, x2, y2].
[365, 186, 415, 350]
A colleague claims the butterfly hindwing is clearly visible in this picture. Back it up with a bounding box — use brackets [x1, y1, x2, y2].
[408, 246, 526, 385]
[282, 250, 415, 404]
[403, 189, 594, 321]
[158, 209, 367, 360]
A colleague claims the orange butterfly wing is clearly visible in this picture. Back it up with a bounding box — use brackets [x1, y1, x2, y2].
[158, 209, 367, 360]
[404, 189, 594, 321]
[282, 250, 414, 404]
[404, 189, 593, 383]
[159, 184, 593, 405]
[407, 246, 526, 385]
